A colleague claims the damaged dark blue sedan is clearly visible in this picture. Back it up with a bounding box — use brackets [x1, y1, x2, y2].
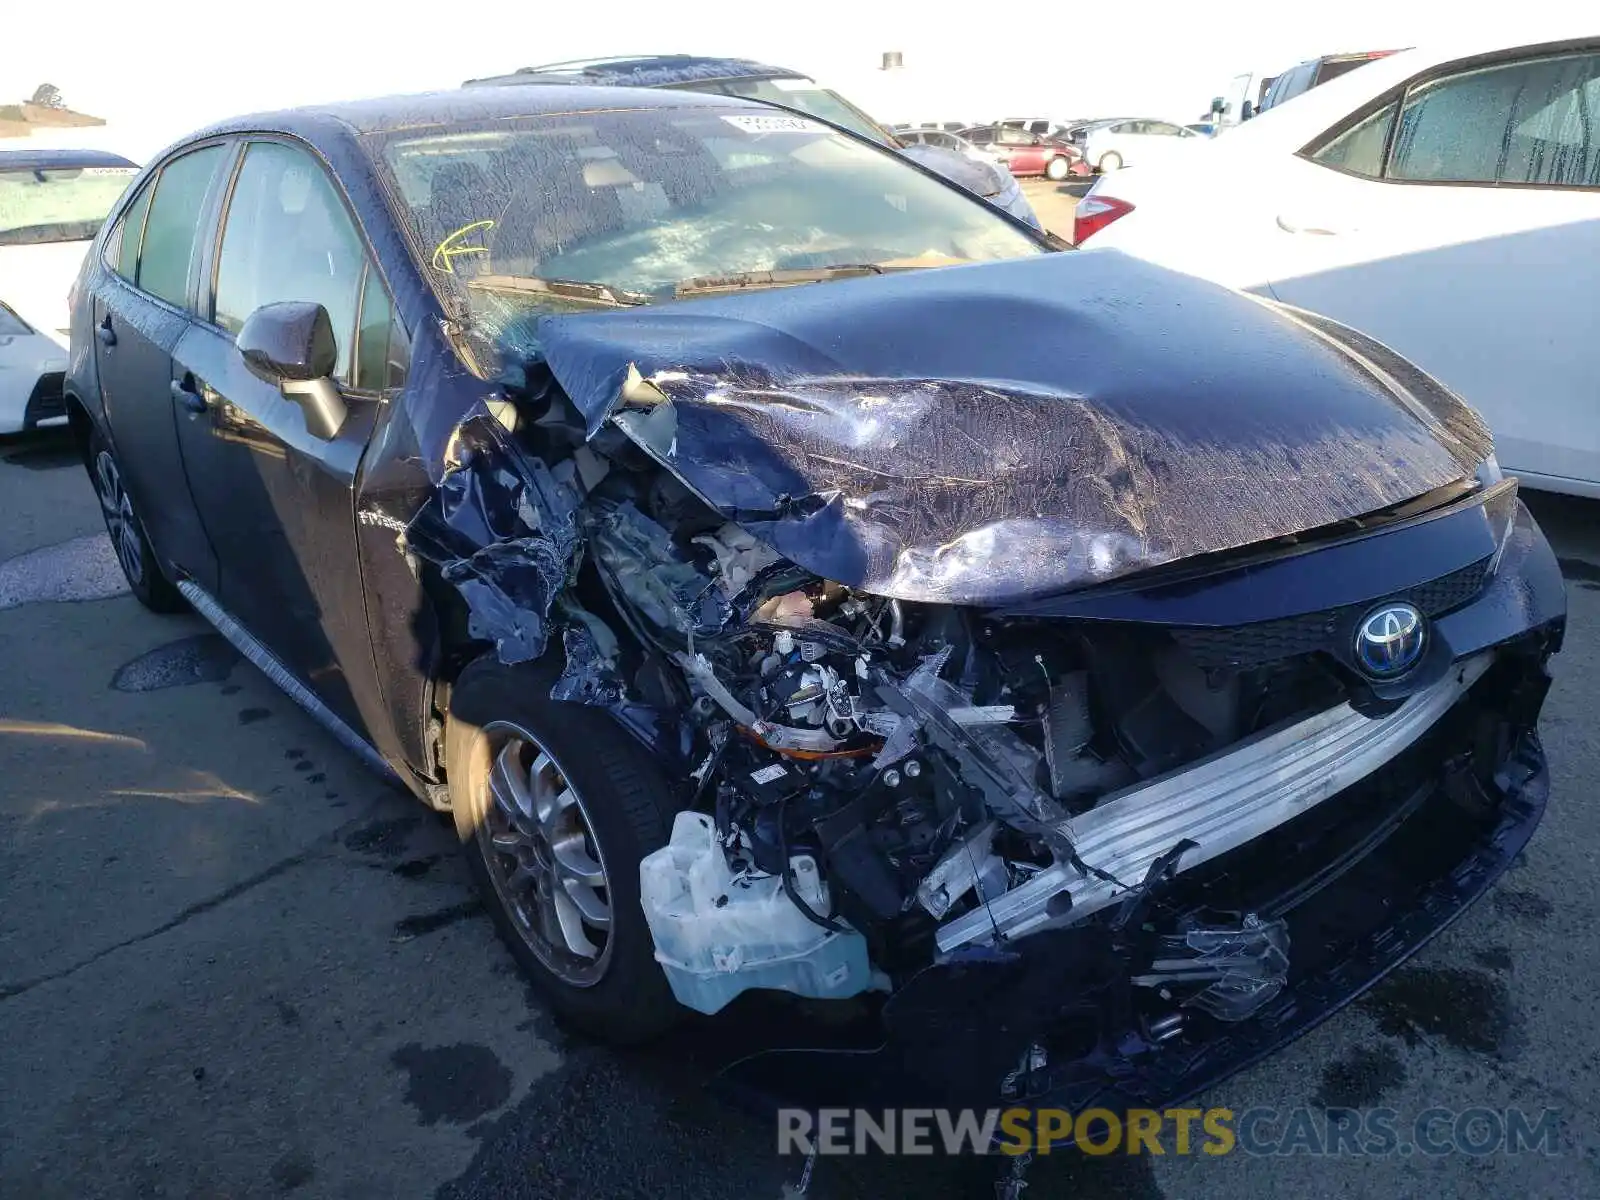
[63, 85, 1563, 1120]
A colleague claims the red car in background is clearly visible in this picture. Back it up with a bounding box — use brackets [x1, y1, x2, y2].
[960, 124, 1088, 180]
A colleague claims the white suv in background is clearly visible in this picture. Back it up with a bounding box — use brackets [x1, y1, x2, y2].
[1077, 28, 1600, 498]
[0, 147, 138, 432]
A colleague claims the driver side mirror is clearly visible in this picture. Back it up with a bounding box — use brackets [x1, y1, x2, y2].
[237, 301, 348, 440]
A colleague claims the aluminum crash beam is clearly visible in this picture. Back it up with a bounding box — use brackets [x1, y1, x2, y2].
[935, 653, 1492, 953]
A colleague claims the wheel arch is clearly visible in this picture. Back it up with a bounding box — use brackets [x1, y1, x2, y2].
[63, 391, 98, 468]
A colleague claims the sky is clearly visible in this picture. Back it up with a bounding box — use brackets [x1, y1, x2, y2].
[2, 1, 1589, 159]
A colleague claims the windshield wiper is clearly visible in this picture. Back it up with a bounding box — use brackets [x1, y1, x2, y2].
[465, 274, 651, 308]
[673, 265, 884, 298]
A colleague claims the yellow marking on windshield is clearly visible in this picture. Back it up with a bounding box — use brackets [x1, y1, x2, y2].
[431, 219, 495, 274]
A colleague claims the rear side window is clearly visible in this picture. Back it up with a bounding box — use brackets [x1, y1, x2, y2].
[1309, 100, 1399, 178]
[107, 182, 153, 281]
[137, 145, 225, 308]
[1390, 52, 1600, 186]
[213, 141, 366, 382]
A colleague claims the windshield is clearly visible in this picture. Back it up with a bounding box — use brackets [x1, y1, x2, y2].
[679, 76, 896, 147]
[0, 165, 136, 247]
[369, 106, 1046, 354]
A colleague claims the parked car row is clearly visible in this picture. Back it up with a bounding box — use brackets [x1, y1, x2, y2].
[898, 115, 1206, 173]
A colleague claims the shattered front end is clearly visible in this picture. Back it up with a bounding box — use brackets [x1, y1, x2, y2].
[401, 253, 1565, 1116]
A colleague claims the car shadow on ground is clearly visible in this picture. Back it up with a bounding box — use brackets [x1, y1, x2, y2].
[0, 427, 81, 471]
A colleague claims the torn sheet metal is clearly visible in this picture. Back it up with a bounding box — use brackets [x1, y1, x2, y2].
[531, 252, 1492, 605]
[401, 405, 581, 664]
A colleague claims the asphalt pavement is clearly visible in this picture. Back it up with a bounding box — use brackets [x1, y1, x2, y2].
[1020, 175, 1089, 239]
[2, 408, 1599, 1200]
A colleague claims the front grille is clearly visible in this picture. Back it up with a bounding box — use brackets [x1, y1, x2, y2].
[1171, 557, 1492, 670]
[24, 371, 66, 428]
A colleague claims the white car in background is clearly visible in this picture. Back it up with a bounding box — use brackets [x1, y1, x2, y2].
[1076, 28, 1600, 497]
[1080, 118, 1206, 172]
[0, 147, 138, 432]
[896, 126, 1009, 171]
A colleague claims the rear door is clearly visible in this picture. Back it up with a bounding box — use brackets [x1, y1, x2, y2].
[1267, 46, 1600, 491]
[92, 144, 229, 592]
[168, 137, 407, 734]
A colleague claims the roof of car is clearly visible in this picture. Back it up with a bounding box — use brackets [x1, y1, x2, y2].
[186, 84, 766, 142]
[0, 147, 137, 171]
[463, 55, 807, 90]
[1225, 27, 1599, 150]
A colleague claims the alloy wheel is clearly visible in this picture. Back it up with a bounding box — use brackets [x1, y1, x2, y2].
[475, 721, 613, 986]
[93, 450, 144, 587]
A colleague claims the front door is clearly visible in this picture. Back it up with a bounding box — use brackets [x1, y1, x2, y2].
[92, 144, 229, 592]
[169, 138, 405, 738]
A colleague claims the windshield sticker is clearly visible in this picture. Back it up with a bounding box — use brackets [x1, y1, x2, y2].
[432, 219, 495, 274]
[719, 114, 819, 135]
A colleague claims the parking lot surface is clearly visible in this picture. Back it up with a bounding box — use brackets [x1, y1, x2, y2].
[1021, 176, 1088, 240]
[2, 414, 1599, 1199]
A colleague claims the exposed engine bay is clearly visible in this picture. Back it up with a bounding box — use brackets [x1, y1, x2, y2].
[587, 480, 1337, 1021]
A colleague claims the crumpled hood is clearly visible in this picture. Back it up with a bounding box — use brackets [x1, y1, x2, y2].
[532, 250, 1492, 605]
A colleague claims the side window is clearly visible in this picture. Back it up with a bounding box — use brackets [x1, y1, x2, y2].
[997, 127, 1031, 145]
[107, 180, 153, 282]
[1283, 64, 1315, 103]
[137, 145, 225, 308]
[354, 264, 407, 392]
[1310, 100, 1399, 178]
[1389, 53, 1600, 186]
[1501, 53, 1600, 186]
[213, 141, 365, 382]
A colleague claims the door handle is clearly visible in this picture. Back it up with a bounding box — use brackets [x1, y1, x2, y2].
[97, 315, 117, 347]
[170, 377, 207, 414]
[1276, 214, 1343, 236]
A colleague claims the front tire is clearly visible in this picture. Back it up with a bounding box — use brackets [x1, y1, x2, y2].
[447, 655, 681, 1043]
[86, 427, 184, 613]
[1045, 155, 1071, 181]
[1097, 151, 1124, 173]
